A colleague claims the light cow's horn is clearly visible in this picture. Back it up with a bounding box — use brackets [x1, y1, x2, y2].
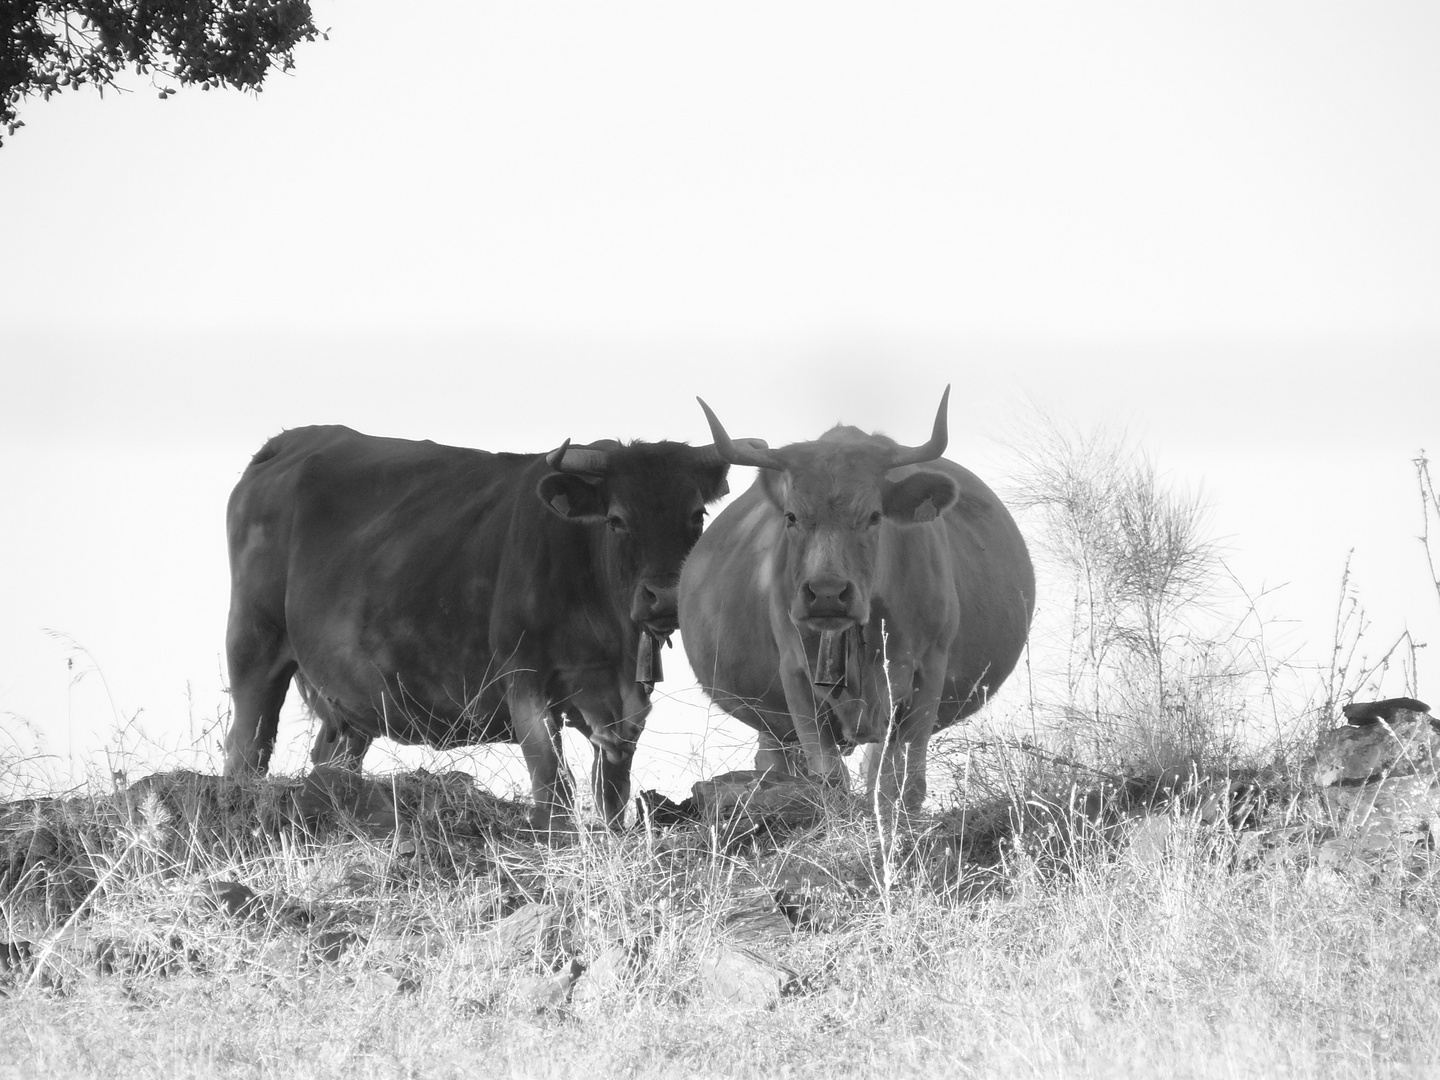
[884, 384, 950, 469]
[696, 398, 785, 470]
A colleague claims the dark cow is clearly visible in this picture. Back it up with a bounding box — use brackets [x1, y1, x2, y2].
[678, 388, 1034, 812]
[223, 424, 747, 832]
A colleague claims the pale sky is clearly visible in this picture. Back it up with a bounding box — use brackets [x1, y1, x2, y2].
[2, 2, 1437, 797]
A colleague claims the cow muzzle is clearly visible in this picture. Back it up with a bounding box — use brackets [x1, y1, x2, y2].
[795, 573, 861, 630]
[589, 720, 642, 765]
[632, 582, 679, 636]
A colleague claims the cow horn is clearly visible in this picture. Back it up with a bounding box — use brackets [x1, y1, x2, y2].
[697, 398, 785, 470]
[886, 385, 950, 469]
[546, 439, 611, 475]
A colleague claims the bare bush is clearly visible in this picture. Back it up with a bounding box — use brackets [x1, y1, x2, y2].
[1006, 415, 1259, 773]
[1417, 450, 1440, 614]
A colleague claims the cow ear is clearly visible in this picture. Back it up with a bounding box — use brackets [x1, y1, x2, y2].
[536, 473, 608, 521]
[881, 471, 957, 525]
[758, 468, 790, 511]
[696, 462, 731, 503]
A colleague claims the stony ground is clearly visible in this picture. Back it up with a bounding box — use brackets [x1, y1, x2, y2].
[4, 706, 1440, 1080]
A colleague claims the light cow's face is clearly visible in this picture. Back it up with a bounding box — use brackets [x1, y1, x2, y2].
[697, 387, 957, 631]
[760, 441, 957, 630]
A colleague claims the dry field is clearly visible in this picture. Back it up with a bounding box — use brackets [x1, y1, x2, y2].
[3, 756, 1440, 1080]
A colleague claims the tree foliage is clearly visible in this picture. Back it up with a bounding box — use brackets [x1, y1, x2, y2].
[1, 0, 321, 147]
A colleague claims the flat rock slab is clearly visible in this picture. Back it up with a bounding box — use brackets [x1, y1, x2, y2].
[698, 944, 800, 1007]
[691, 770, 833, 830]
[489, 902, 571, 968]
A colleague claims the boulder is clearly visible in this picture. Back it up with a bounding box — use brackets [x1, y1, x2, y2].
[489, 902, 571, 968]
[691, 770, 832, 830]
[698, 944, 799, 1007]
[1313, 699, 1440, 828]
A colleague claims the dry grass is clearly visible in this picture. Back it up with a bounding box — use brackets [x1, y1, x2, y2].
[3, 763, 1439, 1080]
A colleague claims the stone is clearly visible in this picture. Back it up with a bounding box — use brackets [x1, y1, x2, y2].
[193, 879, 265, 919]
[691, 770, 832, 830]
[1342, 697, 1431, 725]
[1313, 706, 1440, 828]
[570, 944, 635, 1005]
[720, 893, 795, 945]
[1124, 814, 1173, 865]
[1313, 710, 1440, 788]
[490, 903, 571, 968]
[294, 767, 399, 835]
[514, 960, 582, 1011]
[698, 944, 799, 1007]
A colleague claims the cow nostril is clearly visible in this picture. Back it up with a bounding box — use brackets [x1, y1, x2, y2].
[804, 576, 850, 607]
[636, 583, 678, 624]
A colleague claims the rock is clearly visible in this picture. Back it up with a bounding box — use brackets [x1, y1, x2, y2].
[1313, 705, 1440, 828]
[490, 903, 571, 968]
[311, 927, 357, 963]
[1310, 700, 1440, 875]
[1316, 824, 1400, 876]
[813, 984, 858, 1013]
[294, 767, 399, 835]
[350, 968, 416, 996]
[570, 944, 635, 1005]
[634, 789, 698, 825]
[514, 959, 582, 1011]
[698, 944, 799, 1007]
[193, 879, 265, 919]
[720, 893, 795, 944]
[0, 940, 32, 976]
[1124, 814, 1173, 865]
[1342, 697, 1431, 725]
[691, 770, 832, 830]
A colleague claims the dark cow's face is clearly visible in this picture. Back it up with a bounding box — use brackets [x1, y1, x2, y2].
[536, 443, 730, 636]
[761, 440, 957, 630]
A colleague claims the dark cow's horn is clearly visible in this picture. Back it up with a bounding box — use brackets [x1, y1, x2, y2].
[547, 439, 611, 475]
[886, 385, 950, 469]
[697, 398, 785, 470]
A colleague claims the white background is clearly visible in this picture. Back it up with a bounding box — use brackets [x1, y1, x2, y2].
[2, 2, 1436, 798]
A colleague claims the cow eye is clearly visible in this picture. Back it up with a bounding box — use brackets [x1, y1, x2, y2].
[867, 511, 883, 527]
[784, 511, 797, 528]
[606, 515, 628, 533]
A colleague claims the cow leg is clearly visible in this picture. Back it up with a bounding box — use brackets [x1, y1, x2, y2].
[755, 729, 800, 776]
[571, 681, 646, 830]
[778, 663, 849, 788]
[871, 652, 947, 814]
[310, 717, 372, 770]
[510, 688, 575, 837]
[590, 745, 635, 830]
[224, 614, 295, 775]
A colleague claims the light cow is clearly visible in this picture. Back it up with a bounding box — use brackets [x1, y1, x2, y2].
[678, 389, 1034, 811]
